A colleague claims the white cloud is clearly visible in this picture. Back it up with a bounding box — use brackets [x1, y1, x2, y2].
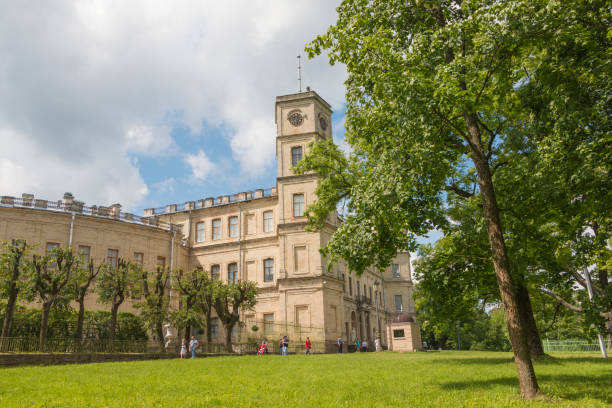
[124, 124, 175, 156]
[152, 178, 176, 194]
[184, 150, 215, 181]
[0, 0, 346, 209]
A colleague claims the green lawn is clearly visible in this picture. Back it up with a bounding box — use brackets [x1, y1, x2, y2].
[0, 351, 609, 407]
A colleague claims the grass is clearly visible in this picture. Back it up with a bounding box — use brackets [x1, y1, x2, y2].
[0, 351, 610, 407]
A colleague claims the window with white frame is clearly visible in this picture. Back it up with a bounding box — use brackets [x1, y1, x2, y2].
[229, 216, 238, 238]
[212, 219, 221, 240]
[196, 222, 205, 242]
[263, 211, 274, 232]
[264, 258, 274, 282]
[293, 194, 305, 217]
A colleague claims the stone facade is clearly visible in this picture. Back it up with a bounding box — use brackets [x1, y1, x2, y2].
[0, 90, 419, 350]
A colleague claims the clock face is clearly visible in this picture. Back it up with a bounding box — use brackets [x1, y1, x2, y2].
[288, 110, 304, 127]
[319, 116, 328, 131]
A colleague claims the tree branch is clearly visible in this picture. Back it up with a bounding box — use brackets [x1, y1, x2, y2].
[444, 184, 474, 198]
[538, 287, 583, 313]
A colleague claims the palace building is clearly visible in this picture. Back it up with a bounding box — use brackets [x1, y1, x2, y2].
[0, 90, 421, 352]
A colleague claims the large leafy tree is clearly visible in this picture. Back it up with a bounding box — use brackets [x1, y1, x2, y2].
[302, 0, 609, 397]
[303, 0, 547, 397]
[0, 240, 30, 339]
[213, 280, 257, 353]
[30, 247, 80, 351]
[135, 266, 170, 351]
[96, 258, 134, 349]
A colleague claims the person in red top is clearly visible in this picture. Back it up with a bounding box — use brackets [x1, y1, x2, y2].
[305, 337, 312, 355]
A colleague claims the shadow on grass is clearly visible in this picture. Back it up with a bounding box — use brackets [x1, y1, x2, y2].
[440, 374, 611, 404]
[427, 357, 514, 365]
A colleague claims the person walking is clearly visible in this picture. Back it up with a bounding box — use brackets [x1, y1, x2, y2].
[362, 339, 368, 352]
[337, 336, 343, 353]
[305, 337, 312, 355]
[355, 339, 361, 352]
[282, 335, 289, 355]
[179, 338, 187, 359]
[189, 336, 199, 359]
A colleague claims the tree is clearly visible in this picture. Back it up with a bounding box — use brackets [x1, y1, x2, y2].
[71, 260, 101, 345]
[0, 240, 30, 340]
[96, 258, 133, 349]
[135, 266, 170, 351]
[301, 0, 605, 397]
[30, 247, 79, 351]
[173, 268, 215, 342]
[213, 280, 257, 353]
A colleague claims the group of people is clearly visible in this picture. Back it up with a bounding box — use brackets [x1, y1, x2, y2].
[354, 339, 369, 352]
[179, 334, 377, 357]
[257, 336, 313, 355]
[180, 336, 199, 359]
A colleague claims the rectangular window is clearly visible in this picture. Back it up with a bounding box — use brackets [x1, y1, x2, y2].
[107, 249, 118, 268]
[211, 318, 219, 339]
[211, 264, 220, 281]
[264, 259, 274, 282]
[212, 219, 221, 240]
[229, 216, 238, 238]
[45, 242, 59, 254]
[393, 329, 405, 338]
[369, 287, 372, 300]
[133, 252, 143, 266]
[196, 222, 205, 242]
[264, 313, 274, 335]
[263, 211, 274, 232]
[293, 194, 305, 217]
[342, 273, 346, 293]
[395, 295, 403, 312]
[349, 276, 353, 296]
[228, 263, 237, 283]
[392, 264, 400, 278]
[357, 281, 360, 297]
[156, 256, 166, 268]
[78, 245, 90, 267]
[291, 146, 303, 166]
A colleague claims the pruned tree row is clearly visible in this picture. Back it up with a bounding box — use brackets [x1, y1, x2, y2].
[0, 242, 258, 353]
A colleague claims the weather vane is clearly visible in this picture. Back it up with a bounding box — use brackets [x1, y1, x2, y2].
[297, 55, 302, 93]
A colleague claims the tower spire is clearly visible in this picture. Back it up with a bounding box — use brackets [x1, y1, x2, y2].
[297, 55, 302, 93]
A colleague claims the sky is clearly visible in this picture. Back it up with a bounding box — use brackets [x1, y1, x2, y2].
[0, 1, 441, 260]
[0, 0, 347, 213]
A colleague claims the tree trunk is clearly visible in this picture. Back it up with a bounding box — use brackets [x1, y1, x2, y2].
[205, 313, 212, 344]
[109, 303, 120, 351]
[39, 301, 52, 352]
[76, 297, 86, 345]
[224, 323, 233, 353]
[156, 322, 165, 352]
[1, 265, 20, 339]
[465, 112, 541, 398]
[516, 282, 545, 358]
[1, 287, 18, 339]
